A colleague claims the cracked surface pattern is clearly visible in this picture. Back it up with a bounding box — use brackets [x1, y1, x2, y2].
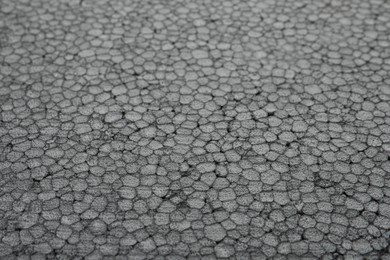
[1, 0, 390, 259]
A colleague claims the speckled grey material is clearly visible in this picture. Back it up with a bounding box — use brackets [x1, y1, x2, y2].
[1, 0, 390, 259]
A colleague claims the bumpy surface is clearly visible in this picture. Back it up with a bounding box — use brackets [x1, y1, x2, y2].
[1, 0, 390, 259]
